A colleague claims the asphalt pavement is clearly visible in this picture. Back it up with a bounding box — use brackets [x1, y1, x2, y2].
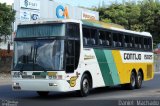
[0, 73, 160, 106]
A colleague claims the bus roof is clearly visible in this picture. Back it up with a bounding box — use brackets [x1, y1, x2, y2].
[81, 20, 152, 37]
[17, 19, 81, 25]
[82, 20, 125, 29]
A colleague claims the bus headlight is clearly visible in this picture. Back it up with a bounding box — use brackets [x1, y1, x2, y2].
[13, 72, 21, 78]
[13, 82, 19, 86]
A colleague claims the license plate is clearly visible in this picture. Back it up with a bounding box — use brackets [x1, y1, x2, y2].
[48, 72, 57, 77]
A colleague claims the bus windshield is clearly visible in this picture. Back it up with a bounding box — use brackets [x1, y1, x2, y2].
[13, 40, 64, 71]
[16, 23, 65, 38]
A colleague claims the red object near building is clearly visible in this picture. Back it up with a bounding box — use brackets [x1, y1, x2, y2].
[0, 49, 13, 57]
[154, 48, 160, 54]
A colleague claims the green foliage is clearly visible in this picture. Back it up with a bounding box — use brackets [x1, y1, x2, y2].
[95, 0, 160, 46]
[0, 3, 15, 38]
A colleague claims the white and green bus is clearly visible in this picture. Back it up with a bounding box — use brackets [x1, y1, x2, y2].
[12, 19, 154, 97]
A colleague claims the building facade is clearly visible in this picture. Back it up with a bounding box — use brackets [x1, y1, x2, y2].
[13, 0, 99, 31]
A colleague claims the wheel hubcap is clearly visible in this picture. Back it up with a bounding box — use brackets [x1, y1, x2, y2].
[131, 75, 135, 87]
[138, 74, 142, 86]
[83, 79, 89, 93]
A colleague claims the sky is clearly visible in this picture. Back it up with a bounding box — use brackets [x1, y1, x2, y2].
[53, 0, 115, 8]
[0, 0, 120, 8]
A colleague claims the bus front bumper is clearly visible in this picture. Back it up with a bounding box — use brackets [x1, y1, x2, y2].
[12, 79, 71, 92]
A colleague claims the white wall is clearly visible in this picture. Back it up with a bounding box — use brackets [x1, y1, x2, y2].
[13, 0, 99, 31]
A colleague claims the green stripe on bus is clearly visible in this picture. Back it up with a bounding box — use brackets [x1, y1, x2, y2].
[94, 49, 114, 86]
[103, 50, 120, 85]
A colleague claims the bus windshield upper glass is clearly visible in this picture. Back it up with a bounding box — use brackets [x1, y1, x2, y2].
[16, 23, 65, 38]
[13, 22, 80, 71]
[13, 40, 64, 71]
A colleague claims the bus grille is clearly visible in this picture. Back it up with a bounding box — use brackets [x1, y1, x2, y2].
[147, 65, 152, 78]
[35, 75, 46, 79]
[22, 75, 34, 79]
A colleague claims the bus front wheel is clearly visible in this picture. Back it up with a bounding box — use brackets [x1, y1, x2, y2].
[78, 74, 91, 97]
[37, 91, 49, 97]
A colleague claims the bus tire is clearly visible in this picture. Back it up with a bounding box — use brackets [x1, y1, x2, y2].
[79, 74, 91, 97]
[128, 71, 136, 90]
[37, 91, 49, 97]
[135, 71, 143, 89]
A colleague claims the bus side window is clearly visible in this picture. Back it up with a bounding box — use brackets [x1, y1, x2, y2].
[89, 29, 98, 46]
[99, 30, 111, 47]
[82, 27, 90, 46]
[135, 37, 139, 49]
[144, 37, 152, 51]
[135, 37, 142, 50]
[99, 30, 105, 46]
[138, 37, 142, 49]
[113, 33, 122, 47]
[118, 33, 123, 47]
[83, 27, 98, 46]
[66, 40, 75, 73]
[124, 35, 132, 48]
[66, 23, 80, 38]
[144, 37, 148, 50]
[130, 36, 134, 48]
[65, 40, 80, 73]
[65, 24, 80, 73]
[113, 33, 118, 47]
[148, 37, 152, 51]
[106, 31, 111, 46]
[124, 35, 127, 48]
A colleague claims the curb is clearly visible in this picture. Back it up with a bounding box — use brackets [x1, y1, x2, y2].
[154, 72, 160, 74]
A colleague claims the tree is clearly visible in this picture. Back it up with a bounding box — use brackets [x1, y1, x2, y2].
[139, 0, 160, 46]
[0, 3, 15, 42]
[97, 3, 140, 30]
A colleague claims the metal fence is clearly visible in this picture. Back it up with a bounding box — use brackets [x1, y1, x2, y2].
[154, 54, 160, 72]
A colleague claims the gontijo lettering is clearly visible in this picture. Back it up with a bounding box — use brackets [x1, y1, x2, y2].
[124, 53, 141, 60]
[56, 5, 69, 19]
